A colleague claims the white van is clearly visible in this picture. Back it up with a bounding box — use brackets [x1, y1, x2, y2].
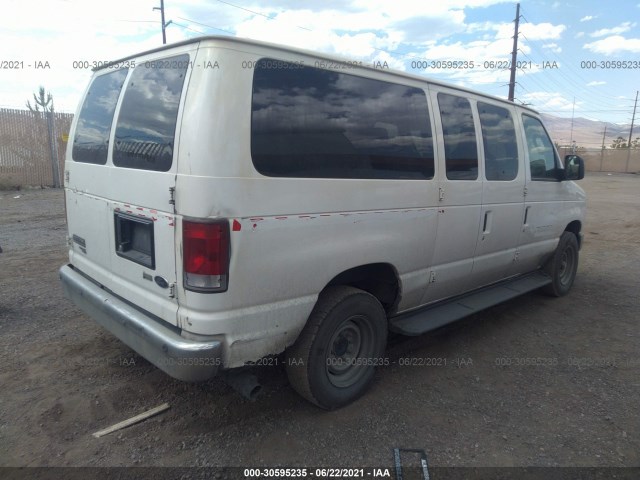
[60, 36, 586, 409]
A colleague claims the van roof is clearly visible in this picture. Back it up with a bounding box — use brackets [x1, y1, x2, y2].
[96, 35, 539, 115]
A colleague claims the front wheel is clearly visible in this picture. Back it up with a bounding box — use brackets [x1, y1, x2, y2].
[542, 231, 579, 297]
[286, 286, 387, 409]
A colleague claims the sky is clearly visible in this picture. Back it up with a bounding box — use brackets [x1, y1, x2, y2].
[0, 0, 639, 126]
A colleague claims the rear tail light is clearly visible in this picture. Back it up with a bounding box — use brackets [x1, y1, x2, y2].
[183, 219, 230, 292]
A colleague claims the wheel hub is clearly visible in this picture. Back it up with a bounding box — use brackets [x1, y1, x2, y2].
[326, 316, 373, 388]
[559, 246, 575, 286]
[332, 335, 350, 357]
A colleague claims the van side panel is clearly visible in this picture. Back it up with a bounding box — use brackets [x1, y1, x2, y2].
[175, 45, 440, 366]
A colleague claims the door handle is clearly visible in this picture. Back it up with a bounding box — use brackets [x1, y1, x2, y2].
[483, 211, 492, 234]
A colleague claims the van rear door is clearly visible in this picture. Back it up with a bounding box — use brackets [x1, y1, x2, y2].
[65, 47, 195, 326]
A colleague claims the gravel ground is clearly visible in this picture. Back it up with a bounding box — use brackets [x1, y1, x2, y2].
[0, 174, 639, 475]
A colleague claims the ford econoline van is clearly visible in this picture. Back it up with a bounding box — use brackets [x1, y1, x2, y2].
[60, 36, 586, 409]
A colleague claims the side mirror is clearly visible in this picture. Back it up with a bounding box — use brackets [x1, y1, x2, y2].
[563, 155, 585, 181]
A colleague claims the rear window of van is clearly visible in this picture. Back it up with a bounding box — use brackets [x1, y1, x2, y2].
[72, 69, 128, 165]
[112, 54, 189, 172]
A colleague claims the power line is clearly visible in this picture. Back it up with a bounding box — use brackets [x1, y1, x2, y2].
[116, 20, 161, 23]
[520, 38, 624, 108]
[518, 5, 629, 101]
[171, 21, 207, 36]
[514, 36, 633, 119]
[174, 17, 235, 36]
[165, 3, 634, 125]
[212, 0, 284, 23]
[540, 109, 630, 113]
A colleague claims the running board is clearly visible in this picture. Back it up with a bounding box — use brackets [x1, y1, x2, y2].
[390, 271, 552, 336]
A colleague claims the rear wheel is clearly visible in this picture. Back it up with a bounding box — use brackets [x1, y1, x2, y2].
[542, 231, 579, 297]
[286, 286, 387, 409]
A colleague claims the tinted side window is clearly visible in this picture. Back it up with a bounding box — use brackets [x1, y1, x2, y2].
[251, 59, 434, 179]
[478, 102, 519, 181]
[522, 115, 559, 181]
[72, 69, 128, 164]
[438, 93, 478, 180]
[113, 55, 189, 172]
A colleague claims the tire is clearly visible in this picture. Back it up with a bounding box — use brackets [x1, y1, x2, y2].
[286, 286, 387, 410]
[542, 231, 579, 297]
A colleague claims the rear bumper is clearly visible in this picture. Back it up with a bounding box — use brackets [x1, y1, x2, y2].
[59, 264, 223, 381]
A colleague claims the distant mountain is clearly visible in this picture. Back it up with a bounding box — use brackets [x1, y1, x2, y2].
[541, 114, 635, 150]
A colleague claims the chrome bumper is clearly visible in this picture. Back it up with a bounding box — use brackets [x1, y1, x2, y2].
[59, 264, 223, 381]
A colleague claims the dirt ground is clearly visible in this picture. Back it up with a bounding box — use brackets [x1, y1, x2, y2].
[0, 173, 638, 474]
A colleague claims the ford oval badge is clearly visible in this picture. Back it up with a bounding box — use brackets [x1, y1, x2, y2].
[154, 276, 169, 289]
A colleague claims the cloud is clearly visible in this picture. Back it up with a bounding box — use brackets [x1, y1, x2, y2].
[583, 35, 640, 54]
[466, 21, 504, 34]
[521, 91, 581, 113]
[419, 37, 527, 63]
[543, 42, 562, 53]
[392, 13, 467, 42]
[500, 22, 566, 41]
[586, 81, 606, 86]
[349, 0, 509, 15]
[579, 15, 595, 22]
[233, 11, 395, 59]
[590, 22, 636, 37]
[0, 0, 608, 115]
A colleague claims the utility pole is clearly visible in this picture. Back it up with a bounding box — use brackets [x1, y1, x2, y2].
[154, 0, 167, 44]
[627, 90, 638, 148]
[600, 124, 607, 171]
[508, 3, 521, 102]
[569, 97, 575, 144]
[626, 90, 638, 172]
